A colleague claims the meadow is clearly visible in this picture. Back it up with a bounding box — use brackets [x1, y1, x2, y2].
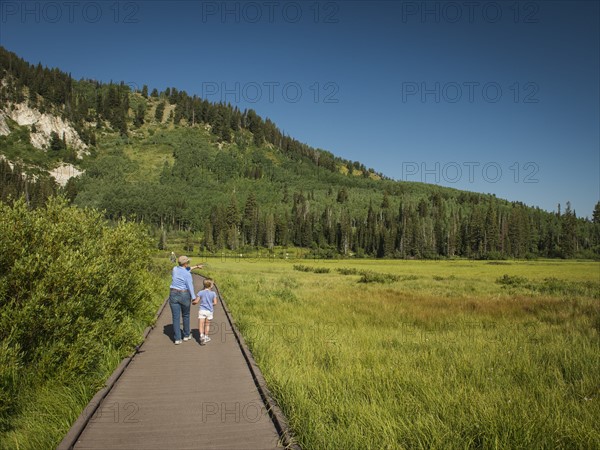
[199, 256, 599, 449]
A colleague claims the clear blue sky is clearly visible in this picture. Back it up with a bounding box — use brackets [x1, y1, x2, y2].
[1, 0, 598, 216]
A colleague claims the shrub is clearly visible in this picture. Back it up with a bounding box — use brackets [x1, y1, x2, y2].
[358, 271, 400, 284]
[0, 198, 160, 432]
[495, 275, 599, 299]
[531, 278, 600, 299]
[293, 265, 330, 274]
[338, 268, 416, 283]
[496, 274, 528, 286]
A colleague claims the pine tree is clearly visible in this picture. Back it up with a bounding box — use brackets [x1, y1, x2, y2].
[155, 102, 165, 123]
[265, 213, 275, 250]
[63, 177, 78, 203]
[593, 201, 600, 224]
[134, 102, 145, 127]
[253, 128, 264, 147]
[365, 201, 377, 255]
[49, 131, 64, 151]
[484, 203, 500, 255]
[225, 194, 240, 250]
[184, 232, 194, 253]
[203, 220, 215, 252]
[338, 209, 352, 255]
[242, 192, 259, 246]
[158, 229, 167, 250]
[561, 202, 577, 258]
[282, 184, 289, 203]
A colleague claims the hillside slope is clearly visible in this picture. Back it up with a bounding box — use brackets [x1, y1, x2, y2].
[0, 46, 598, 259]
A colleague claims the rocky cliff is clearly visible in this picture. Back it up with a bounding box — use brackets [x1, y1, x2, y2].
[0, 102, 89, 157]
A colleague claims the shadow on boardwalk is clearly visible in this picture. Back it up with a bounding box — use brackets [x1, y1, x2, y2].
[60, 274, 296, 450]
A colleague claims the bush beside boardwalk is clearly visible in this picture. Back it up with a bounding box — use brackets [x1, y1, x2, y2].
[0, 198, 167, 449]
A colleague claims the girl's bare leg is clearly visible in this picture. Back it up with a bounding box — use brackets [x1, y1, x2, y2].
[199, 318, 206, 337]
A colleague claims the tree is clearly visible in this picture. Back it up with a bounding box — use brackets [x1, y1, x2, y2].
[158, 229, 167, 250]
[155, 102, 165, 123]
[63, 177, 78, 203]
[560, 201, 577, 258]
[184, 232, 194, 253]
[49, 131, 64, 151]
[338, 209, 352, 255]
[337, 187, 348, 203]
[282, 184, 289, 203]
[381, 192, 390, 209]
[593, 201, 600, 224]
[225, 194, 240, 250]
[265, 213, 275, 250]
[276, 212, 290, 247]
[134, 102, 145, 127]
[242, 192, 259, 246]
[484, 203, 500, 254]
[203, 220, 215, 251]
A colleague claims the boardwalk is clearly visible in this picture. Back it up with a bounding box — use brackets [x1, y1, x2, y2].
[62, 274, 290, 449]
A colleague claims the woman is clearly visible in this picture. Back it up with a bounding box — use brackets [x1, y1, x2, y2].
[169, 255, 202, 344]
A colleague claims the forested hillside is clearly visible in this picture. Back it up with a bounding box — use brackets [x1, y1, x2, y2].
[1, 46, 599, 259]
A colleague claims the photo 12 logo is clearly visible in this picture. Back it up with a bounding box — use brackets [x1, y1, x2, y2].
[399, 1, 541, 24]
[199, 402, 267, 423]
[401, 82, 540, 104]
[87, 402, 140, 424]
[401, 162, 540, 184]
[200, 1, 340, 24]
[1, 1, 140, 24]
[201, 81, 340, 104]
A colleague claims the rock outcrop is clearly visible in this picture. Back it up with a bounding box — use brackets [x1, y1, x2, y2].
[0, 103, 89, 157]
[0, 111, 10, 136]
[49, 163, 83, 186]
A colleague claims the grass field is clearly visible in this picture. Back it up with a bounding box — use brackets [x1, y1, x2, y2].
[197, 257, 599, 449]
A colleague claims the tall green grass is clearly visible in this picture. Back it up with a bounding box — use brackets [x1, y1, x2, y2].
[205, 258, 600, 449]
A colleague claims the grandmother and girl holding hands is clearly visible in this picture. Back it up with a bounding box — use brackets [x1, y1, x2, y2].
[168, 255, 217, 345]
